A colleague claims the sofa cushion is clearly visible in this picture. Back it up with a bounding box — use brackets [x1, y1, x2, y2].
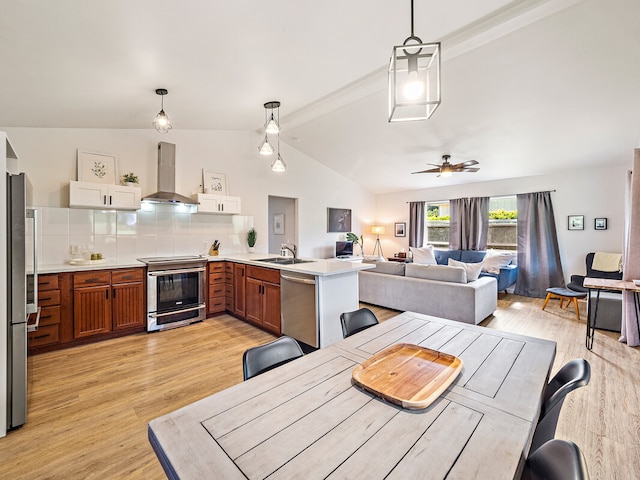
[434, 249, 461, 265]
[370, 262, 406, 276]
[460, 250, 486, 263]
[410, 246, 437, 265]
[448, 258, 482, 282]
[405, 264, 467, 284]
[482, 251, 514, 274]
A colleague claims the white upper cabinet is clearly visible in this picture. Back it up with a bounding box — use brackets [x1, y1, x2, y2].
[193, 193, 241, 214]
[69, 181, 141, 210]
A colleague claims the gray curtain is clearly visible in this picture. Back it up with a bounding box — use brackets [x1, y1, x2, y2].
[449, 197, 489, 250]
[409, 201, 425, 247]
[514, 191, 564, 298]
[621, 151, 640, 346]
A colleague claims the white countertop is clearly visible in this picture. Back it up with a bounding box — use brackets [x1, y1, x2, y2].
[37, 253, 374, 277]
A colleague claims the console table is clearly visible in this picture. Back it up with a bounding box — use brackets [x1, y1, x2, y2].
[584, 277, 640, 349]
[148, 311, 556, 479]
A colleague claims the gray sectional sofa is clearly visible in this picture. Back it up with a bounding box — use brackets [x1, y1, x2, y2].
[358, 261, 498, 325]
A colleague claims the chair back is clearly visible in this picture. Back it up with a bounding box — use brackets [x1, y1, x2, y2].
[522, 439, 589, 480]
[242, 336, 304, 381]
[530, 358, 591, 452]
[340, 307, 379, 338]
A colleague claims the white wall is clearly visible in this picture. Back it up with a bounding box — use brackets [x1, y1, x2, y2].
[3, 128, 376, 260]
[370, 163, 629, 283]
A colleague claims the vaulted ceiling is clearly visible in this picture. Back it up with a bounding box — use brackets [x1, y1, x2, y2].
[1, 0, 638, 193]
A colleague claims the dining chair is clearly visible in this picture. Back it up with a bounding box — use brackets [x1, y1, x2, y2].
[340, 307, 379, 338]
[530, 358, 591, 452]
[242, 336, 304, 381]
[521, 439, 589, 480]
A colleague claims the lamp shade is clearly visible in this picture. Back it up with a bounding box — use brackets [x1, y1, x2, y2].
[371, 225, 386, 235]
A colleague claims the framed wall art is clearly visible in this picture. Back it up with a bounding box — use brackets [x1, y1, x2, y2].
[395, 222, 406, 237]
[273, 213, 285, 235]
[594, 218, 608, 230]
[77, 150, 117, 184]
[202, 170, 228, 195]
[327, 208, 351, 232]
[568, 215, 584, 230]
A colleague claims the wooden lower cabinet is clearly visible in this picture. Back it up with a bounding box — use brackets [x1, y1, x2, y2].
[245, 265, 281, 335]
[29, 267, 145, 355]
[207, 262, 226, 315]
[233, 263, 246, 318]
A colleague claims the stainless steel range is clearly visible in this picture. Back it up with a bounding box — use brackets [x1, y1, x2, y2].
[138, 256, 207, 332]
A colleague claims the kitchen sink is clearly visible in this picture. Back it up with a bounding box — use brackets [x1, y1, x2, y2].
[255, 257, 314, 265]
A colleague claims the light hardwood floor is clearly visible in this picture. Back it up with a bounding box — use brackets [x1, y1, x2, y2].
[0, 295, 638, 479]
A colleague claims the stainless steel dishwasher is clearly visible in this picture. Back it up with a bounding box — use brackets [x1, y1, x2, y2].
[280, 271, 318, 348]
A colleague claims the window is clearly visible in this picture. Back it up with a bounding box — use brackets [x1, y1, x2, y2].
[425, 201, 450, 247]
[423, 196, 517, 250]
[488, 196, 517, 250]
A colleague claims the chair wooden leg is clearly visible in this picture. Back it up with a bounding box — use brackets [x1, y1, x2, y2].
[572, 298, 581, 321]
[542, 292, 553, 311]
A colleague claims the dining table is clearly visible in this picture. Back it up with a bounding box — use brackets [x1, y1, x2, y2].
[148, 311, 556, 480]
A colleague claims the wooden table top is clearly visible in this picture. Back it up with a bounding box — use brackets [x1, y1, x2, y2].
[148, 312, 556, 480]
[584, 277, 640, 292]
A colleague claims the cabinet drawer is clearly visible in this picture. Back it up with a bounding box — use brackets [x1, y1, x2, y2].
[111, 268, 144, 284]
[209, 273, 224, 284]
[38, 306, 61, 326]
[209, 262, 224, 274]
[209, 284, 225, 298]
[28, 324, 60, 347]
[38, 274, 59, 291]
[225, 284, 233, 297]
[225, 262, 234, 274]
[208, 298, 226, 313]
[246, 266, 281, 284]
[74, 271, 111, 287]
[38, 289, 60, 307]
[224, 272, 234, 284]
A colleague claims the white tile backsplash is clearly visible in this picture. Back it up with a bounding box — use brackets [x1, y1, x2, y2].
[35, 204, 254, 265]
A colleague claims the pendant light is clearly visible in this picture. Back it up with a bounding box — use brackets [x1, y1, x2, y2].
[258, 135, 274, 155]
[264, 101, 281, 134]
[152, 88, 172, 133]
[271, 134, 286, 172]
[388, 0, 441, 122]
[257, 100, 286, 172]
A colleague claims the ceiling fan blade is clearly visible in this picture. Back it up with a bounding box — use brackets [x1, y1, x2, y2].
[460, 167, 480, 172]
[412, 167, 441, 174]
[460, 160, 479, 167]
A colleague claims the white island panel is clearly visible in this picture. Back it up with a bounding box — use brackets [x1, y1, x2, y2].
[317, 272, 360, 348]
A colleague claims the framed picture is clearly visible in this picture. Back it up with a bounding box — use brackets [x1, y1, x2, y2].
[594, 218, 608, 230]
[273, 213, 285, 235]
[77, 150, 117, 184]
[327, 208, 352, 232]
[395, 222, 406, 237]
[202, 170, 227, 195]
[568, 215, 584, 230]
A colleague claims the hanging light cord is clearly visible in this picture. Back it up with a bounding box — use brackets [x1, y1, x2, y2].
[410, 0, 414, 37]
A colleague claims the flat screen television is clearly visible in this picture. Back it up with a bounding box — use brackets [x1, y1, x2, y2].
[335, 241, 354, 258]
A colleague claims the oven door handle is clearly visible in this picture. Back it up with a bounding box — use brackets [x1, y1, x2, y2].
[148, 304, 206, 318]
[148, 267, 206, 276]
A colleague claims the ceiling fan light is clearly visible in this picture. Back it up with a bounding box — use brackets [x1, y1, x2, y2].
[271, 154, 286, 172]
[258, 135, 274, 155]
[440, 170, 453, 178]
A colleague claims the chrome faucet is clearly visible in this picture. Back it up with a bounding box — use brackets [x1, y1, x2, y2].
[282, 243, 297, 260]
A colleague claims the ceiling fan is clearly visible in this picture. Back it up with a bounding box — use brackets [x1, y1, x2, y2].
[412, 154, 480, 177]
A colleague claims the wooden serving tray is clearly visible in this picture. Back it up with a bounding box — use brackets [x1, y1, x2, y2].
[352, 343, 464, 410]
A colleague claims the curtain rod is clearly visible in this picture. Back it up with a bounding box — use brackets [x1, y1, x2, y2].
[405, 190, 557, 203]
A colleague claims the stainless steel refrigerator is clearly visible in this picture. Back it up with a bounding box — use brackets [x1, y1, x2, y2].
[6, 172, 37, 430]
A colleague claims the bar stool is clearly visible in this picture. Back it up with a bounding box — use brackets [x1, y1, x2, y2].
[542, 287, 588, 321]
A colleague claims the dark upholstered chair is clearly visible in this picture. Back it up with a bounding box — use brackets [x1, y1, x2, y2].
[340, 307, 379, 338]
[567, 252, 622, 293]
[242, 336, 304, 381]
[522, 439, 589, 480]
[530, 359, 591, 453]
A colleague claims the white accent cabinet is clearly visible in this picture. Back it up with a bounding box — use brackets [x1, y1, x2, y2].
[69, 181, 141, 210]
[193, 193, 241, 214]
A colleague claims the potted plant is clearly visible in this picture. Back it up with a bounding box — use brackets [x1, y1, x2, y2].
[122, 172, 139, 187]
[247, 228, 257, 252]
[346, 232, 364, 256]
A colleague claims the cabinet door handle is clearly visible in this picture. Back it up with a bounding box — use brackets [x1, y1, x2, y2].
[113, 288, 116, 299]
[40, 297, 52, 302]
[106, 290, 109, 300]
[84, 278, 99, 283]
[109, 195, 113, 205]
[103, 195, 107, 205]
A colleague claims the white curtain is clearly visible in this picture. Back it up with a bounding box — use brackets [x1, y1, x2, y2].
[620, 149, 640, 346]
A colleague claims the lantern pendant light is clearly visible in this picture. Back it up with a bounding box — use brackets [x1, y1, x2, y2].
[257, 100, 286, 172]
[152, 88, 172, 133]
[388, 0, 441, 122]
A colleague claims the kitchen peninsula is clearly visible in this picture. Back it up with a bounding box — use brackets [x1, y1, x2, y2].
[30, 253, 373, 354]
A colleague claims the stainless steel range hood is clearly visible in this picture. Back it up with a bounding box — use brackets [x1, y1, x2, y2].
[142, 142, 196, 205]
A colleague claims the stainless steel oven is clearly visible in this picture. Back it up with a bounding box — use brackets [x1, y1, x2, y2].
[138, 256, 207, 332]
